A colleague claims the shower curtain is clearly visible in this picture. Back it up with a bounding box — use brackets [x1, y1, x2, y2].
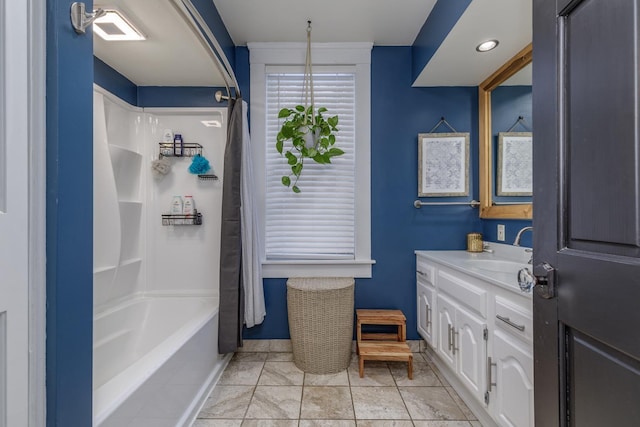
[219, 97, 244, 354]
[218, 98, 266, 354]
[241, 100, 266, 328]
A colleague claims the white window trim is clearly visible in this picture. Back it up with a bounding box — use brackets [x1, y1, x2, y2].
[249, 42, 374, 278]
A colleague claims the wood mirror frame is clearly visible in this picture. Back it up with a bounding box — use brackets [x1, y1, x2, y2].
[479, 43, 533, 219]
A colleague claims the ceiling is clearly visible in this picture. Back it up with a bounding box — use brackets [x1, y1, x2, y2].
[213, 0, 437, 46]
[93, 0, 532, 87]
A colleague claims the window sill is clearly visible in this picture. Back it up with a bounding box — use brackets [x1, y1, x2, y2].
[262, 259, 376, 279]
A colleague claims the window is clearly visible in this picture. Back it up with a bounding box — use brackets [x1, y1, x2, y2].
[249, 43, 373, 278]
[265, 70, 356, 260]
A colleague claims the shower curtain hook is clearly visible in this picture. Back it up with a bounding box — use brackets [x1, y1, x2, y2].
[70, 2, 106, 35]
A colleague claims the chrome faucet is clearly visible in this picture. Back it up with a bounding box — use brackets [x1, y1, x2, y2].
[514, 226, 534, 263]
[513, 226, 533, 247]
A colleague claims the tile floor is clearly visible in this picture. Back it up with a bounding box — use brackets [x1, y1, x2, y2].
[194, 341, 482, 427]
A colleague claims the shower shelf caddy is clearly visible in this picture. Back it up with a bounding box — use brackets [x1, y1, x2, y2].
[161, 211, 203, 226]
[198, 174, 218, 181]
[158, 142, 203, 157]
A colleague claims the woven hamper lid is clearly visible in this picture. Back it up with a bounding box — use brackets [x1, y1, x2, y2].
[286, 277, 354, 291]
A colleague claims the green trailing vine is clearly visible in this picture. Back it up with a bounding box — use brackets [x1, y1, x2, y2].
[276, 105, 343, 193]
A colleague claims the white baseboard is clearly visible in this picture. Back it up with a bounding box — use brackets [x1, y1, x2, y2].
[240, 339, 425, 353]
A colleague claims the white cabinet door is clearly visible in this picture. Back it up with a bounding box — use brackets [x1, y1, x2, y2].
[417, 282, 436, 347]
[492, 330, 534, 427]
[436, 294, 457, 370]
[456, 305, 487, 404]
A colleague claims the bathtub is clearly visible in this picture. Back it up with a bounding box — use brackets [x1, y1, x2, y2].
[93, 296, 230, 427]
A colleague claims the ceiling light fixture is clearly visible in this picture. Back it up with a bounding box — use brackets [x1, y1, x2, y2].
[93, 8, 146, 41]
[201, 120, 222, 128]
[476, 39, 499, 52]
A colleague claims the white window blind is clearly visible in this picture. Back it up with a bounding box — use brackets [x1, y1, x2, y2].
[265, 69, 356, 260]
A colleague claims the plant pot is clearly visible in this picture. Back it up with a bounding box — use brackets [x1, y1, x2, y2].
[304, 129, 321, 149]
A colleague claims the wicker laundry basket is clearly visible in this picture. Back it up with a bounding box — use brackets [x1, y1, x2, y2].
[286, 277, 355, 374]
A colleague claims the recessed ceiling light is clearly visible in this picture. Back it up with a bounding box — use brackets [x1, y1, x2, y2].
[476, 40, 499, 52]
[93, 8, 146, 41]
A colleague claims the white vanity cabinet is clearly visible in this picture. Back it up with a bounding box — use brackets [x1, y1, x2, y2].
[417, 281, 435, 346]
[492, 329, 534, 427]
[416, 261, 436, 347]
[415, 249, 534, 427]
[491, 294, 534, 427]
[437, 269, 489, 404]
[436, 293, 456, 368]
[436, 292, 487, 403]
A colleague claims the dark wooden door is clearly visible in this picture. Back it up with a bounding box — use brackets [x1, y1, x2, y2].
[533, 0, 640, 425]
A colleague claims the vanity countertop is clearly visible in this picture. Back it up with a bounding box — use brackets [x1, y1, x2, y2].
[415, 243, 532, 297]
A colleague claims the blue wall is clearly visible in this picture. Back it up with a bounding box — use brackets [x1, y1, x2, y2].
[412, 0, 472, 83]
[244, 46, 483, 340]
[492, 86, 532, 135]
[191, 0, 236, 71]
[94, 57, 137, 106]
[482, 219, 532, 247]
[47, 1, 94, 425]
[94, 56, 228, 107]
[138, 86, 227, 107]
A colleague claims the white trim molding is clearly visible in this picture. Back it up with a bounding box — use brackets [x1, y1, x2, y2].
[0, 0, 5, 213]
[28, 0, 47, 425]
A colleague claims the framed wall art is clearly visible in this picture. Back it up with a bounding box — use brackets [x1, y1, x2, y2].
[418, 132, 470, 197]
[497, 132, 533, 196]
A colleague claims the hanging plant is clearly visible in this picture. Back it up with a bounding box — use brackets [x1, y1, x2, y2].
[276, 21, 344, 193]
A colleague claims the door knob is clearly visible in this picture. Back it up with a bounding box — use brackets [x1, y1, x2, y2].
[518, 263, 557, 299]
[517, 267, 536, 293]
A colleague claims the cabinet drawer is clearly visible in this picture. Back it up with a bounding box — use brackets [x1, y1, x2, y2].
[494, 296, 533, 342]
[438, 270, 487, 318]
[416, 259, 436, 285]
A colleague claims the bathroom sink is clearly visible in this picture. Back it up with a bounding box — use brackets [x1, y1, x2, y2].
[464, 259, 529, 273]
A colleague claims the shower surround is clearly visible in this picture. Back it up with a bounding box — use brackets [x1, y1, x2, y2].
[93, 86, 230, 426]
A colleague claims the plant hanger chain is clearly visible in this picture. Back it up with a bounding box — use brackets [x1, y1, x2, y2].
[275, 20, 343, 193]
[303, 20, 315, 126]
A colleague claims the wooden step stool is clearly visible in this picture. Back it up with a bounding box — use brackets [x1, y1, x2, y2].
[356, 309, 412, 379]
[356, 309, 407, 344]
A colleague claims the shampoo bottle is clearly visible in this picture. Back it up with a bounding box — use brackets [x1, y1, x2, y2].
[171, 196, 183, 224]
[162, 129, 173, 156]
[183, 195, 195, 224]
[173, 133, 183, 157]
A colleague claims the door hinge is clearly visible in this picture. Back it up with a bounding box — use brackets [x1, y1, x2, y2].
[484, 391, 490, 405]
[483, 327, 489, 341]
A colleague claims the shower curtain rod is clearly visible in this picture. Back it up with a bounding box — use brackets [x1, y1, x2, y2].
[174, 0, 241, 100]
[215, 90, 229, 102]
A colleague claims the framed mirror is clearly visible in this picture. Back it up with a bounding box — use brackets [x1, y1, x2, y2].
[479, 43, 533, 219]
